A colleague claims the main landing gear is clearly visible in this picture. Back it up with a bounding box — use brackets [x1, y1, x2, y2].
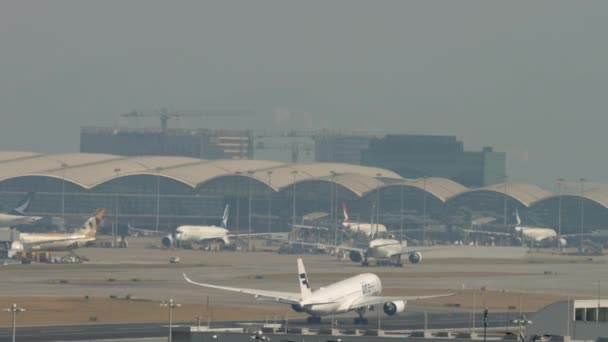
[353, 308, 369, 325]
[307, 316, 322, 324]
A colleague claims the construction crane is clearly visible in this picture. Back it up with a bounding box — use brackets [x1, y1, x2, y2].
[120, 108, 255, 134]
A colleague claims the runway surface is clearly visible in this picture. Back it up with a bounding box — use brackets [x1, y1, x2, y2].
[0, 311, 529, 341]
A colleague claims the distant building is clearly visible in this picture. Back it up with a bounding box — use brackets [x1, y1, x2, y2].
[314, 134, 372, 165]
[80, 127, 252, 159]
[361, 134, 506, 187]
[253, 136, 315, 163]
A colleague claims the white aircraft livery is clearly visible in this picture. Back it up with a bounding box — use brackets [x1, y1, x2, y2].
[183, 258, 451, 324]
[9, 208, 104, 256]
[342, 203, 387, 237]
[162, 204, 231, 248]
[0, 192, 41, 227]
[323, 238, 423, 267]
[464, 210, 567, 248]
[162, 205, 272, 248]
[514, 211, 567, 247]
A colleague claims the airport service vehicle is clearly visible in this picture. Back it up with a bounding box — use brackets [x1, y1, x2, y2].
[342, 203, 387, 237]
[162, 205, 272, 249]
[184, 258, 451, 324]
[8, 208, 105, 257]
[0, 192, 41, 227]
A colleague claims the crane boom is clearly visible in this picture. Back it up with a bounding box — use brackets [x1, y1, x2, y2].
[120, 108, 255, 133]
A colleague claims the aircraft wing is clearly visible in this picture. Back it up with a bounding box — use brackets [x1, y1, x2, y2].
[461, 229, 512, 237]
[294, 242, 366, 254]
[290, 224, 329, 231]
[16, 239, 81, 251]
[226, 232, 286, 238]
[348, 293, 455, 310]
[183, 273, 301, 305]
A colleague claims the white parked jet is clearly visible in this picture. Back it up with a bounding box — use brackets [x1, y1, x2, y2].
[162, 205, 231, 248]
[183, 258, 451, 324]
[464, 211, 567, 248]
[162, 205, 273, 249]
[0, 192, 41, 227]
[513, 211, 567, 247]
[8, 208, 104, 256]
[342, 203, 387, 237]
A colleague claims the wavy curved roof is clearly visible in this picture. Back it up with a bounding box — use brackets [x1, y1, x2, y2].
[246, 162, 401, 191]
[406, 177, 469, 202]
[532, 187, 608, 209]
[449, 182, 552, 207]
[292, 173, 384, 197]
[0, 152, 403, 194]
[367, 177, 468, 202]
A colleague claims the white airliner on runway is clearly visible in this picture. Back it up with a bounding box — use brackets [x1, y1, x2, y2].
[183, 258, 451, 324]
[0, 192, 41, 227]
[319, 238, 424, 267]
[162, 205, 273, 249]
[342, 203, 387, 237]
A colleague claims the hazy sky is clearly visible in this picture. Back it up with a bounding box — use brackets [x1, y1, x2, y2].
[1, 1, 606, 189]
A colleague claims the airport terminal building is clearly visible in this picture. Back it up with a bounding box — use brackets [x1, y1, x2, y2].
[0, 151, 607, 246]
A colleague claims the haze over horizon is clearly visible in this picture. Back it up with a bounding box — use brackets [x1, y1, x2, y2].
[1, 1, 606, 189]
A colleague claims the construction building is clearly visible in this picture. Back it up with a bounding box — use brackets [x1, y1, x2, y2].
[80, 127, 252, 160]
[361, 134, 506, 187]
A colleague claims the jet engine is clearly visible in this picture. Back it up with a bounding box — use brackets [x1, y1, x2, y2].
[349, 251, 364, 262]
[383, 300, 406, 316]
[408, 252, 422, 264]
[291, 304, 305, 313]
[10, 241, 24, 252]
[7, 241, 24, 258]
[559, 238, 567, 247]
[161, 235, 173, 248]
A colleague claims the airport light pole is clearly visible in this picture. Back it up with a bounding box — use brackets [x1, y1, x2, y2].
[400, 181, 405, 241]
[596, 280, 601, 323]
[483, 308, 488, 342]
[3, 303, 25, 342]
[60, 162, 69, 224]
[503, 177, 508, 229]
[155, 167, 162, 232]
[376, 173, 382, 237]
[160, 299, 180, 342]
[113, 168, 122, 248]
[579, 177, 587, 254]
[235, 171, 242, 247]
[291, 170, 298, 242]
[247, 170, 255, 252]
[556, 178, 564, 251]
[422, 176, 428, 243]
[266, 171, 273, 245]
[330, 170, 337, 245]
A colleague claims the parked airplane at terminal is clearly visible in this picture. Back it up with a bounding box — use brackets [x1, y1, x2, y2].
[513, 211, 568, 247]
[8, 208, 105, 257]
[342, 203, 387, 237]
[0, 192, 41, 227]
[465, 211, 567, 248]
[184, 258, 451, 324]
[162, 205, 273, 249]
